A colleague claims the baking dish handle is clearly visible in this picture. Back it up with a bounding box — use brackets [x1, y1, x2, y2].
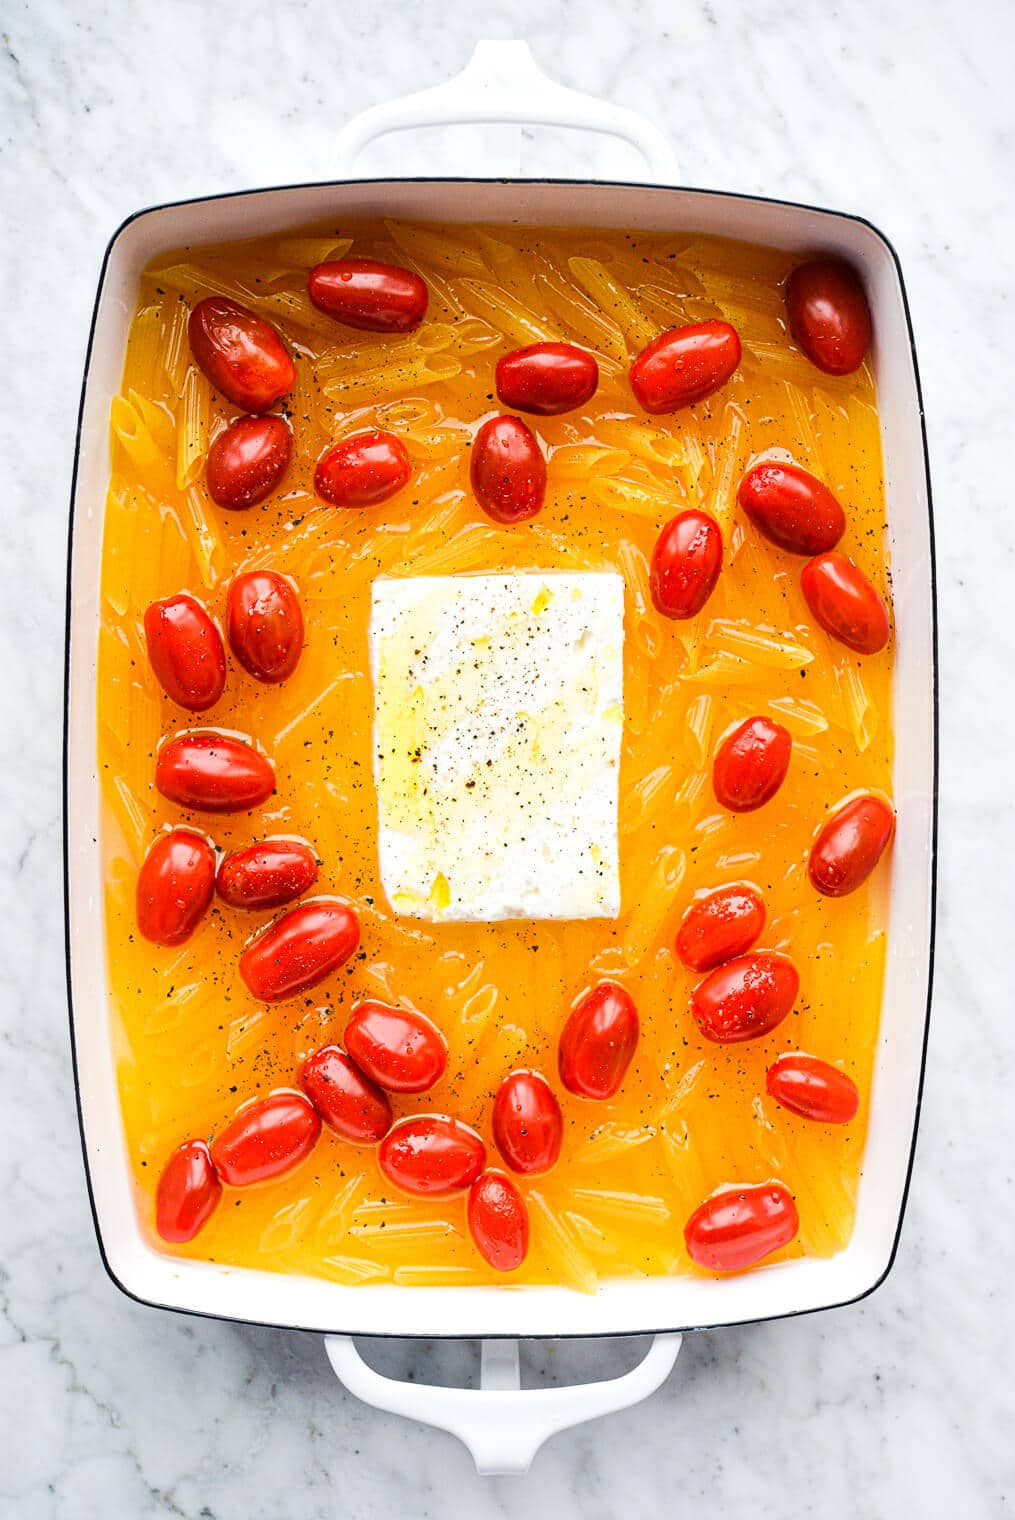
[334, 39, 678, 182]
[324, 1332, 681, 1475]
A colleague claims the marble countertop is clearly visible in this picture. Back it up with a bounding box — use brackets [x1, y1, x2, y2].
[2, 0, 1013, 1514]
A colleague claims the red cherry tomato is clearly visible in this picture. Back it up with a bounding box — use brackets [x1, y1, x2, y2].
[239, 900, 360, 1003]
[692, 952, 799, 1044]
[308, 259, 428, 333]
[786, 260, 871, 376]
[801, 552, 890, 654]
[143, 593, 226, 712]
[737, 461, 846, 556]
[188, 297, 296, 412]
[685, 1183, 799, 1271]
[378, 1116, 486, 1197]
[495, 343, 599, 416]
[344, 1001, 447, 1094]
[226, 570, 304, 684]
[300, 1045, 392, 1144]
[767, 1054, 860, 1124]
[216, 838, 319, 909]
[470, 415, 546, 524]
[314, 430, 411, 507]
[155, 732, 276, 813]
[558, 981, 639, 1100]
[136, 828, 216, 946]
[468, 1171, 529, 1272]
[155, 1139, 222, 1243]
[492, 1070, 564, 1175]
[650, 510, 723, 619]
[808, 794, 895, 897]
[713, 717, 792, 813]
[630, 321, 741, 414]
[210, 1091, 320, 1186]
[675, 883, 766, 972]
[205, 415, 293, 510]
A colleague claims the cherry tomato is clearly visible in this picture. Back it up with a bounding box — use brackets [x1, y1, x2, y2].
[344, 1001, 447, 1094]
[808, 794, 895, 897]
[468, 1171, 529, 1272]
[136, 828, 216, 946]
[684, 1183, 799, 1271]
[767, 1054, 860, 1123]
[308, 258, 428, 333]
[216, 838, 319, 909]
[492, 1070, 563, 1175]
[314, 430, 411, 507]
[470, 415, 546, 524]
[713, 717, 792, 812]
[630, 321, 741, 414]
[155, 732, 276, 813]
[675, 883, 766, 972]
[205, 415, 293, 510]
[786, 259, 871, 376]
[378, 1116, 486, 1197]
[650, 510, 723, 619]
[737, 460, 846, 556]
[239, 900, 360, 1003]
[692, 952, 799, 1044]
[210, 1091, 320, 1186]
[801, 552, 890, 654]
[558, 981, 639, 1100]
[143, 593, 226, 712]
[300, 1045, 392, 1144]
[495, 343, 599, 416]
[155, 1139, 222, 1243]
[226, 570, 304, 684]
[188, 296, 296, 412]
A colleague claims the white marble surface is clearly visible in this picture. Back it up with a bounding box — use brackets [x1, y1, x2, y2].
[2, 0, 1014, 1513]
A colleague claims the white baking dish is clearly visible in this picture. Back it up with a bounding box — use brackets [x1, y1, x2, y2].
[64, 43, 936, 1473]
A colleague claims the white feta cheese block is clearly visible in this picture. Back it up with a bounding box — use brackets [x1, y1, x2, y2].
[370, 571, 624, 922]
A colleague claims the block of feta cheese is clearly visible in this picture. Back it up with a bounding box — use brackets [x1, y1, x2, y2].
[370, 571, 624, 921]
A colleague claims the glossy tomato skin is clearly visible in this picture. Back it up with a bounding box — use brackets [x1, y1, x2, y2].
[308, 258, 428, 333]
[495, 343, 599, 416]
[692, 952, 799, 1044]
[713, 717, 792, 812]
[210, 1091, 320, 1186]
[378, 1116, 486, 1197]
[808, 794, 895, 897]
[143, 594, 226, 712]
[314, 430, 411, 507]
[136, 828, 216, 946]
[676, 884, 766, 973]
[786, 260, 871, 376]
[492, 1070, 564, 1175]
[767, 1054, 860, 1123]
[801, 552, 890, 654]
[205, 415, 293, 510]
[227, 570, 304, 684]
[216, 838, 318, 909]
[559, 981, 639, 1100]
[239, 900, 360, 1003]
[630, 321, 741, 414]
[685, 1183, 799, 1271]
[650, 510, 723, 619]
[344, 1001, 448, 1094]
[155, 732, 276, 813]
[188, 297, 296, 412]
[737, 461, 846, 555]
[468, 1171, 529, 1272]
[300, 1045, 392, 1144]
[155, 1139, 222, 1243]
[470, 415, 546, 524]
